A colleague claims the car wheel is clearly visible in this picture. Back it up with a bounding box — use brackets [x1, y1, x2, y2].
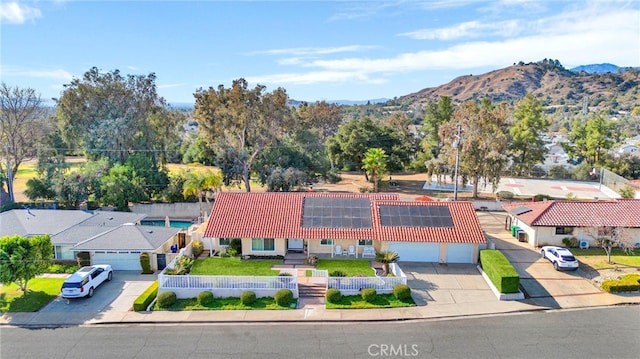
[107, 271, 113, 281]
[553, 262, 559, 271]
[88, 287, 94, 297]
[541, 250, 545, 259]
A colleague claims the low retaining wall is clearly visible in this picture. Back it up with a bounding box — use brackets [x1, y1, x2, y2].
[477, 265, 524, 301]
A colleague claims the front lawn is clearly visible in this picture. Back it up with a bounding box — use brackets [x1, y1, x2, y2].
[571, 248, 640, 268]
[316, 259, 376, 277]
[190, 257, 282, 276]
[0, 278, 65, 312]
[326, 293, 415, 309]
[155, 296, 294, 310]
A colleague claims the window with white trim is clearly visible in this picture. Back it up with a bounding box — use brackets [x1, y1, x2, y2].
[251, 238, 275, 251]
[358, 239, 373, 246]
[320, 239, 334, 246]
[219, 238, 231, 246]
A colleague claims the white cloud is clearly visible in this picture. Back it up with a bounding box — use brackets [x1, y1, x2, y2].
[308, 7, 638, 73]
[246, 71, 382, 86]
[0, 2, 42, 24]
[0, 66, 73, 81]
[252, 45, 377, 56]
[399, 20, 522, 40]
[157, 83, 185, 89]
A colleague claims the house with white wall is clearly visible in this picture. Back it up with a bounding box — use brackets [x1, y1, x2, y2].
[203, 192, 487, 264]
[503, 200, 640, 248]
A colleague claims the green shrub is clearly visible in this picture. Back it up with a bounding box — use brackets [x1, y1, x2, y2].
[240, 291, 257, 305]
[192, 240, 204, 258]
[227, 248, 238, 257]
[140, 252, 152, 274]
[496, 191, 514, 200]
[326, 288, 342, 304]
[220, 251, 230, 258]
[229, 238, 242, 255]
[133, 281, 159, 311]
[76, 252, 90, 267]
[330, 270, 347, 277]
[480, 250, 520, 294]
[274, 289, 294, 306]
[393, 284, 412, 301]
[361, 288, 377, 303]
[561, 237, 578, 248]
[601, 274, 640, 293]
[197, 291, 214, 306]
[165, 256, 194, 275]
[534, 194, 553, 201]
[157, 291, 177, 308]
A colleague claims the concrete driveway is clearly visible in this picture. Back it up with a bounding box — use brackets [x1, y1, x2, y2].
[399, 262, 495, 306]
[26, 271, 157, 325]
[478, 212, 603, 306]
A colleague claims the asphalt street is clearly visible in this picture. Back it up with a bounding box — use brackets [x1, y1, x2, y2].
[2, 306, 638, 359]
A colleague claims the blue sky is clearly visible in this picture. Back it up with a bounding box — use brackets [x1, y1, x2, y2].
[1, 0, 639, 105]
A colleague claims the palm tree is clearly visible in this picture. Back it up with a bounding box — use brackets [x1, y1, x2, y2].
[183, 169, 223, 222]
[362, 148, 388, 192]
[375, 250, 400, 276]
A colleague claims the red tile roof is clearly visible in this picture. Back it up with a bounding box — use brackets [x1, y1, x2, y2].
[373, 200, 486, 244]
[204, 192, 485, 244]
[503, 199, 640, 227]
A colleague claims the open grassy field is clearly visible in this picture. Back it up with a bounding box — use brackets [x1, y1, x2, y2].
[572, 248, 640, 269]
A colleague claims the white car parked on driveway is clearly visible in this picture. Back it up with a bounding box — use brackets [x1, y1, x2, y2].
[61, 265, 113, 298]
[541, 246, 579, 271]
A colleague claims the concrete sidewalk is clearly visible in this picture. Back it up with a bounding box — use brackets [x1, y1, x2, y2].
[2, 289, 638, 327]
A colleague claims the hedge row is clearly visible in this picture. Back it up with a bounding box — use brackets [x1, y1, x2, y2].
[133, 280, 158, 311]
[601, 274, 640, 293]
[480, 250, 520, 294]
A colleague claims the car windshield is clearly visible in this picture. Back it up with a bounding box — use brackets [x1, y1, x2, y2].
[561, 255, 576, 261]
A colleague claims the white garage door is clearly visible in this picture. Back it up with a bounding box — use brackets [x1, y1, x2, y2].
[93, 252, 141, 271]
[446, 243, 474, 263]
[387, 242, 440, 262]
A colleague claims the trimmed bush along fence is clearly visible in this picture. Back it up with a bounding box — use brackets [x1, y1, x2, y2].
[479, 249, 523, 300]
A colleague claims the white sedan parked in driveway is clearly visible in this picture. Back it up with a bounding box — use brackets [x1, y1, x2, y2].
[541, 246, 579, 271]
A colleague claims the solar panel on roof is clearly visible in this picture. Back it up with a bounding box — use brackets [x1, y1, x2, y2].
[379, 205, 454, 228]
[511, 206, 532, 215]
[302, 197, 373, 229]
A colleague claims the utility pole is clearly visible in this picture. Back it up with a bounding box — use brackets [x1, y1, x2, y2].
[453, 125, 461, 201]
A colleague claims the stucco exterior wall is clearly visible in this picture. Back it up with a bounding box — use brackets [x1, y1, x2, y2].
[241, 237, 286, 256]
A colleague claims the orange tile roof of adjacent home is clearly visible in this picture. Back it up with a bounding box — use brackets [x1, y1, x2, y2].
[204, 192, 486, 244]
[503, 199, 640, 227]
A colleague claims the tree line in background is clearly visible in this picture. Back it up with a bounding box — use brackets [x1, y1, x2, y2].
[1, 66, 639, 210]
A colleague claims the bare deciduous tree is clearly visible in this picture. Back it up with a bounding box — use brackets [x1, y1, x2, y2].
[0, 83, 49, 203]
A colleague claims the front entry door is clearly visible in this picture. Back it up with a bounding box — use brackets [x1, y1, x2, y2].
[288, 238, 304, 252]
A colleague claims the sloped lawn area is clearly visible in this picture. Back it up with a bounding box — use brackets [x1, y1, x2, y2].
[316, 259, 376, 277]
[0, 278, 65, 312]
[155, 297, 294, 310]
[190, 257, 282, 276]
[571, 248, 640, 269]
[326, 293, 415, 309]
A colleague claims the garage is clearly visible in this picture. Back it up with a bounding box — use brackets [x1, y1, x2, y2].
[93, 251, 141, 271]
[445, 243, 475, 263]
[388, 242, 440, 262]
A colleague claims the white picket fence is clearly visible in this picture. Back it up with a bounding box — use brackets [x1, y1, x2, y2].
[328, 275, 406, 294]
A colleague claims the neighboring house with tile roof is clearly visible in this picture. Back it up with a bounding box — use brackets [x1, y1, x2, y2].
[502, 200, 640, 248]
[203, 192, 486, 264]
[0, 209, 185, 271]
